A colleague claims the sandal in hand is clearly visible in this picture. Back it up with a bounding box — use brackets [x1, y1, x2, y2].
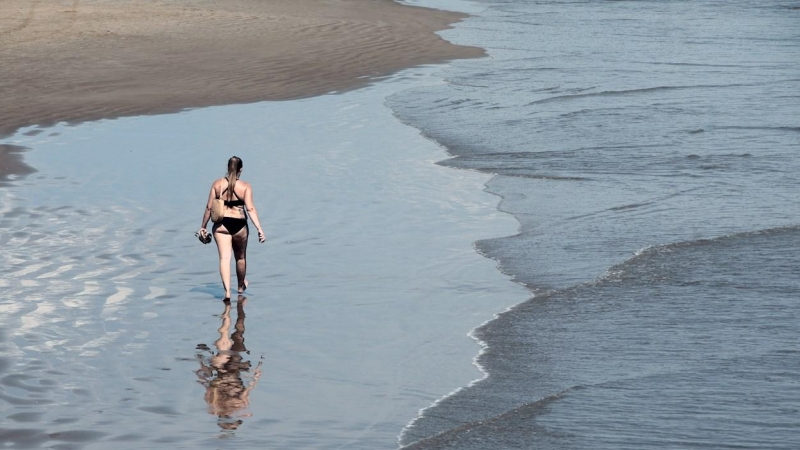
[196, 229, 212, 244]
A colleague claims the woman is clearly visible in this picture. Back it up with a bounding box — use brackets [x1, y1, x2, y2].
[199, 156, 265, 299]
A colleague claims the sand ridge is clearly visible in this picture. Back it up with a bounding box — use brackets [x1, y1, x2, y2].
[0, 0, 484, 176]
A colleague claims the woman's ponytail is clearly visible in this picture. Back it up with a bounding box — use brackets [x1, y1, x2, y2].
[226, 156, 243, 200]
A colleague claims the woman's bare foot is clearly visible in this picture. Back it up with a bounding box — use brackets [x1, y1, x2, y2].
[238, 279, 248, 294]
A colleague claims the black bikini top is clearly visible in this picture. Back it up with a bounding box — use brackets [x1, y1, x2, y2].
[222, 182, 245, 207]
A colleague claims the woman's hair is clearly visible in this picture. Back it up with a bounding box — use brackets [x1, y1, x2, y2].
[226, 156, 243, 201]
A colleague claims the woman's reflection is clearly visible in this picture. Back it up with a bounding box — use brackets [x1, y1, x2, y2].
[196, 297, 262, 430]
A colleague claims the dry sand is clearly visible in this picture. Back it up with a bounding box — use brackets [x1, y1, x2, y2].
[0, 0, 483, 179]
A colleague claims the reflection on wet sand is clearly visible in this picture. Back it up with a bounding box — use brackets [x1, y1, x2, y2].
[195, 297, 262, 431]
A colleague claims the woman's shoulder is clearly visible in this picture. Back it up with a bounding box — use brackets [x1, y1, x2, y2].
[236, 179, 253, 189]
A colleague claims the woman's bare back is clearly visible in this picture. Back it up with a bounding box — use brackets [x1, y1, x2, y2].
[213, 177, 252, 219]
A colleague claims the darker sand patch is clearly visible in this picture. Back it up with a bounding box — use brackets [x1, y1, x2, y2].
[0, 145, 37, 185]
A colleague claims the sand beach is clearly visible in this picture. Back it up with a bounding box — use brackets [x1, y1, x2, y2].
[0, 0, 482, 173]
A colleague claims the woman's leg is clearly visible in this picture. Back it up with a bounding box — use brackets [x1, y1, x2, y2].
[232, 224, 249, 293]
[214, 229, 233, 298]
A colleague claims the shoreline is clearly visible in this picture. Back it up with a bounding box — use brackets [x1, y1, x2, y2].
[0, 0, 484, 179]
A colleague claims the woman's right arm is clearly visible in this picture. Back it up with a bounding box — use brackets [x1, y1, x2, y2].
[200, 183, 216, 232]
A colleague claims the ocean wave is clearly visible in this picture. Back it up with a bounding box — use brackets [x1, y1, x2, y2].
[595, 223, 800, 285]
[525, 83, 758, 106]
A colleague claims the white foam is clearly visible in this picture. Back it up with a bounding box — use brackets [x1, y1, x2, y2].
[19, 301, 57, 332]
[102, 286, 134, 317]
[0, 302, 24, 316]
[80, 331, 124, 357]
[37, 264, 73, 279]
[143, 286, 167, 300]
[11, 262, 49, 277]
[105, 286, 132, 305]
[73, 267, 117, 280]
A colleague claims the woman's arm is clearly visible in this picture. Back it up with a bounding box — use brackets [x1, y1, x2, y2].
[200, 183, 216, 231]
[244, 184, 266, 243]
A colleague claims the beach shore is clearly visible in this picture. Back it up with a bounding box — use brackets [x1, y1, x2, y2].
[0, 0, 483, 177]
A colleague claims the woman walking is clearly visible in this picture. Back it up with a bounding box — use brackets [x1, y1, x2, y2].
[199, 156, 265, 300]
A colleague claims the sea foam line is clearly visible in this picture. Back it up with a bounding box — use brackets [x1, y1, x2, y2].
[397, 291, 527, 448]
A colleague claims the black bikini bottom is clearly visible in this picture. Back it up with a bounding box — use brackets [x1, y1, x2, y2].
[220, 217, 248, 235]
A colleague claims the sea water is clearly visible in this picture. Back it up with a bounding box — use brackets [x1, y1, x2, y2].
[394, 0, 800, 448]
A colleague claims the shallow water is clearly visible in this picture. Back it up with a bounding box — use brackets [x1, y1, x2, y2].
[0, 67, 526, 449]
[391, 0, 800, 448]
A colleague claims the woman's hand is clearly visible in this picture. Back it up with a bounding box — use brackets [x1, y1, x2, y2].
[196, 228, 212, 244]
[257, 229, 266, 243]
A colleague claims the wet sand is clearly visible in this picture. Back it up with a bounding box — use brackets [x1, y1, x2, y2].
[0, 0, 483, 175]
[0, 67, 526, 448]
[0, 145, 36, 186]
